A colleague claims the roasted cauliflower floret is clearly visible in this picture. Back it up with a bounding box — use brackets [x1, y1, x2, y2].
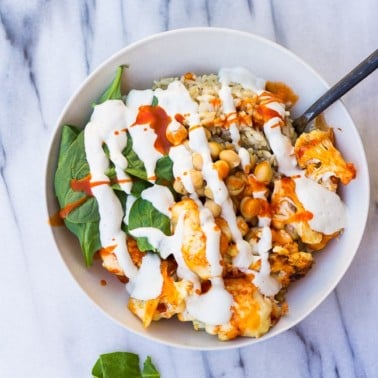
[196, 277, 276, 340]
[271, 177, 341, 250]
[128, 297, 160, 328]
[99, 245, 124, 277]
[99, 237, 144, 281]
[128, 260, 192, 327]
[256, 228, 314, 293]
[294, 128, 356, 191]
[269, 244, 314, 288]
[271, 177, 324, 246]
[171, 198, 220, 280]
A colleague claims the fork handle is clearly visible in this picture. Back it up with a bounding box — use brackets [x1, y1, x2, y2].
[294, 49, 378, 134]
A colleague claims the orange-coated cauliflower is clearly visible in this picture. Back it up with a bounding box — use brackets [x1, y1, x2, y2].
[269, 228, 313, 288]
[271, 177, 331, 247]
[99, 237, 144, 280]
[190, 277, 278, 340]
[170, 198, 216, 280]
[128, 259, 192, 327]
[294, 128, 356, 191]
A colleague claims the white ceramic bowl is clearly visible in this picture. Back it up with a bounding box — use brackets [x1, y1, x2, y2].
[45, 27, 369, 349]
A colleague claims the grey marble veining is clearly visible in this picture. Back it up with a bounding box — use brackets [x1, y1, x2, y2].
[1, 1, 377, 377]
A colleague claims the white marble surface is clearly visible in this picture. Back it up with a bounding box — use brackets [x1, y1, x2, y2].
[1, 1, 377, 377]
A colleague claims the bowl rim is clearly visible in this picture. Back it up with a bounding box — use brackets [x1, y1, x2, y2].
[45, 26, 370, 350]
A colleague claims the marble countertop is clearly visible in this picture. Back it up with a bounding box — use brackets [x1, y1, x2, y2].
[1, 1, 377, 377]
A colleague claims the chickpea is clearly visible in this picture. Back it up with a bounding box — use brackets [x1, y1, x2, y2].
[235, 170, 248, 182]
[215, 217, 232, 242]
[173, 177, 188, 195]
[204, 127, 211, 140]
[204, 186, 214, 199]
[166, 125, 188, 146]
[189, 169, 204, 189]
[196, 186, 205, 197]
[240, 197, 261, 221]
[254, 161, 273, 184]
[225, 175, 245, 196]
[208, 141, 223, 160]
[205, 199, 222, 218]
[271, 229, 294, 245]
[213, 160, 230, 180]
[235, 171, 248, 182]
[245, 228, 258, 243]
[237, 216, 249, 236]
[192, 153, 203, 170]
[219, 149, 241, 169]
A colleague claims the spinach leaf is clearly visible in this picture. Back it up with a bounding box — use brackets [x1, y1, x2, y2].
[92, 358, 103, 378]
[65, 219, 101, 267]
[133, 237, 155, 253]
[131, 178, 153, 197]
[122, 131, 148, 180]
[92, 352, 142, 378]
[92, 352, 160, 378]
[142, 356, 160, 378]
[127, 198, 171, 252]
[114, 190, 127, 210]
[122, 133, 174, 183]
[55, 125, 82, 200]
[54, 125, 101, 266]
[105, 166, 117, 183]
[55, 129, 92, 203]
[58, 124, 80, 157]
[96, 65, 127, 105]
[63, 190, 100, 224]
[155, 155, 174, 182]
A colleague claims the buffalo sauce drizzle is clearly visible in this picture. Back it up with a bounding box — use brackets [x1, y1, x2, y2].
[254, 91, 285, 125]
[49, 195, 89, 226]
[50, 173, 132, 225]
[290, 210, 314, 223]
[48, 211, 65, 226]
[265, 81, 299, 108]
[49, 175, 93, 225]
[131, 104, 172, 155]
